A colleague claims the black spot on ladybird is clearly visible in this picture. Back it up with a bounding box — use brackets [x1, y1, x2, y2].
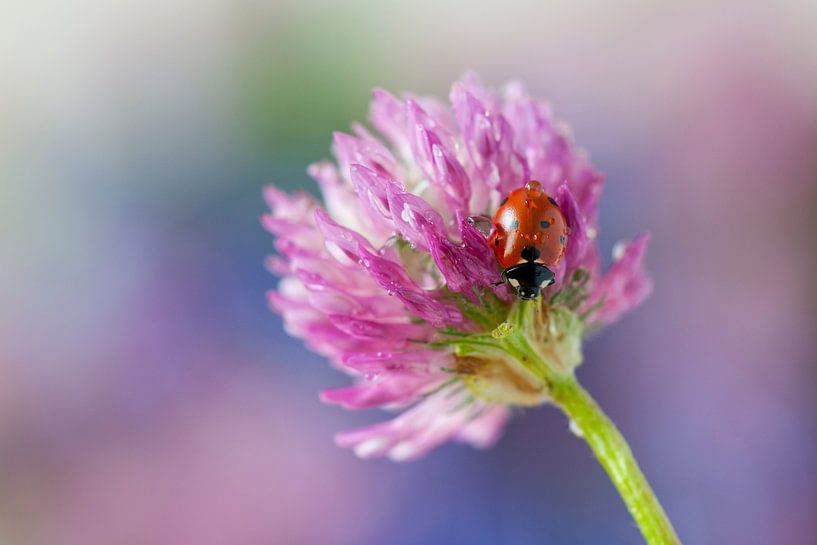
[547, 196, 557, 206]
[559, 235, 565, 246]
[509, 219, 519, 229]
[540, 220, 551, 228]
[494, 237, 500, 246]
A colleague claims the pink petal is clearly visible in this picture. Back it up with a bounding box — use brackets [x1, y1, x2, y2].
[454, 404, 510, 448]
[347, 164, 402, 238]
[567, 158, 605, 227]
[555, 181, 596, 281]
[385, 185, 446, 252]
[406, 99, 471, 212]
[332, 130, 399, 182]
[369, 87, 409, 153]
[334, 388, 507, 461]
[451, 81, 529, 197]
[315, 210, 463, 328]
[328, 315, 430, 341]
[320, 373, 444, 410]
[341, 350, 451, 374]
[584, 233, 652, 325]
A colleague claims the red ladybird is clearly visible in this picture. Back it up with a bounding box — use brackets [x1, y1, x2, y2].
[489, 180, 569, 299]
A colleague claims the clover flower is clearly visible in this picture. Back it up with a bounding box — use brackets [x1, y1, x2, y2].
[263, 73, 681, 545]
[263, 73, 651, 461]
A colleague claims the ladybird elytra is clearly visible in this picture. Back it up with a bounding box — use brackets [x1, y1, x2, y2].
[488, 180, 569, 300]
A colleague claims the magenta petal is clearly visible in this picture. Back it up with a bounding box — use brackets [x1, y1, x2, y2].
[424, 229, 471, 295]
[454, 404, 510, 449]
[262, 186, 328, 260]
[406, 97, 448, 148]
[332, 130, 399, 182]
[267, 289, 349, 363]
[386, 186, 446, 252]
[261, 215, 296, 236]
[456, 71, 502, 113]
[457, 213, 501, 276]
[451, 82, 528, 197]
[313, 208, 376, 265]
[264, 256, 289, 276]
[555, 182, 592, 276]
[334, 388, 506, 461]
[364, 274, 462, 328]
[424, 220, 506, 300]
[584, 233, 652, 326]
[263, 186, 318, 221]
[406, 100, 471, 212]
[457, 212, 511, 299]
[348, 164, 401, 235]
[501, 84, 570, 192]
[320, 373, 443, 410]
[568, 161, 605, 227]
[430, 140, 471, 212]
[408, 93, 458, 135]
[315, 209, 463, 328]
[342, 350, 451, 373]
[328, 315, 429, 341]
[369, 87, 409, 152]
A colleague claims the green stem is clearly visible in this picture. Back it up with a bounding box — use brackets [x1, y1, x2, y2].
[550, 376, 682, 545]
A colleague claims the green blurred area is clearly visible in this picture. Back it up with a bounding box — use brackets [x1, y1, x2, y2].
[237, 3, 382, 190]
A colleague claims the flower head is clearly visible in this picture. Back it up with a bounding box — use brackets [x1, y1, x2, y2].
[263, 73, 651, 461]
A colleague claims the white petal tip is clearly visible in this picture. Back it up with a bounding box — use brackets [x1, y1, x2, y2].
[388, 441, 420, 462]
[353, 437, 389, 459]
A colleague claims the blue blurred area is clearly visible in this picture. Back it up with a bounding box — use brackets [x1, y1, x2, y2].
[1, 1, 816, 544]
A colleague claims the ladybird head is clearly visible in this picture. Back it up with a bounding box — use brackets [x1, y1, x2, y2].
[517, 285, 540, 300]
[502, 262, 556, 300]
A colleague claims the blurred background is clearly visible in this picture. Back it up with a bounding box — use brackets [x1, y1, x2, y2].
[2, 0, 816, 543]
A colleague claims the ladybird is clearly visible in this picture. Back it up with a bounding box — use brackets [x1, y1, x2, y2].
[488, 180, 568, 300]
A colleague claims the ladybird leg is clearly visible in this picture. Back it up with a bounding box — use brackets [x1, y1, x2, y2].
[491, 269, 508, 286]
[466, 215, 494, 236]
